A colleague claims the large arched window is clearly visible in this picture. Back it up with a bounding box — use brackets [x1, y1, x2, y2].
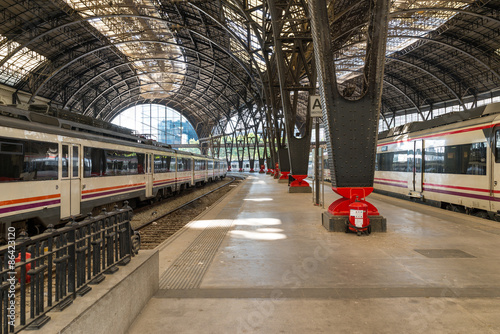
[111, 104, 198, 145]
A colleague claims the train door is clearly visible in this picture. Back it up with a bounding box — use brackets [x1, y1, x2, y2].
[60, 143, 81, 219]
[414, 140, 423, 193]
[145, 153, 153, 198]
[408, 140, 423, 196]
[491, 128, 500, 211]
[191, 157, 195, 186]
[204, 159, 208, 182]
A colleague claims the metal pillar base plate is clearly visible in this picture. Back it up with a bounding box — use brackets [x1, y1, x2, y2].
[289, 186, 312, 193]
[322, 212, 387, 232]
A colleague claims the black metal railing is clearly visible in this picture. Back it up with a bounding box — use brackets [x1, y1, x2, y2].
[0, 202, 138, 333]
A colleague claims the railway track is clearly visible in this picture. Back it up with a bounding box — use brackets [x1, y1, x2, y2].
[134, 176, 242, 249]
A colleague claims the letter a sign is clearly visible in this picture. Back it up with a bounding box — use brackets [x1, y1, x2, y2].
[309, 95, 323, 118]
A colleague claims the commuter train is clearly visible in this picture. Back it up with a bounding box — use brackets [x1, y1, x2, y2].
[0, 105, 227, 241]
[374, 103, 500, 219]
[308, 103, 500, 220]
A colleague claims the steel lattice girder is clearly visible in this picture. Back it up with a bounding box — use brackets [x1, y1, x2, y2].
[0, 0, 500, 142]
[310, 0, 390, 189]
[267, 0, 316, 178]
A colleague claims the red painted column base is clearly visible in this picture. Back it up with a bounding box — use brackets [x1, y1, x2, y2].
[290, 175, 309, 187]
[227, 166, 231, 172]
[279, 171, 290, 180]
[239, 168, 243, 172]
[250, 168, 255, 172]
[267, 169, 273, 174]
[328, 187, 380, 216]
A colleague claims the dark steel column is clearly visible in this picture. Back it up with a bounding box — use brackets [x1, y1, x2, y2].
[247, 128, 258, 172]
[223, 134, 234, 172]
[268, 0, 316, 193]
[200, 142, 209, 156]
[210, 136, 221, 159]
[309, 0, 389, 232]
[263, 104, 278, 174]
[235, 128, 245, 172]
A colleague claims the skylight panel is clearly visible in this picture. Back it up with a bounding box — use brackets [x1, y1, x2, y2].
[0, 36, 47, 86]
[61, 0, 185, 98]
[223, 3, 267, 73]
[336, 1, 467, 82]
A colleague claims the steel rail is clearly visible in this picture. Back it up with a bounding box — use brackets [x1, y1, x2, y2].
[135, 176, 238, 231]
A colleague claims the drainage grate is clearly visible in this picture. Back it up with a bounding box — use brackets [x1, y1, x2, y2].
[414, 249, 475, 258]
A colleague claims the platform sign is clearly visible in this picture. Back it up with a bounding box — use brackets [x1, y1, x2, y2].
[309, 95, 323, 118]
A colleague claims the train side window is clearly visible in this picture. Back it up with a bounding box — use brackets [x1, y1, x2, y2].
[425, 143, 486, 175]
[444, 146, 459, 174]
[466, 143, 486, 175]
[415, 149, 422, 173]
[0, 138, 58, 182]
[72, 146, 79, 177]
[166, 156, 171, 172]
[137, 153, 145, 174]
[496, 130, 500, 163]
[376, 151, 407, 172]
[170, 157, 176, 171]
[84, 147, 106, 177]
[62, 145, 69, 178]
[424, 147, 445, 173]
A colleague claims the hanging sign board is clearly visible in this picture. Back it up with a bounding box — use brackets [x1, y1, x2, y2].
[309, 95, 323, 118]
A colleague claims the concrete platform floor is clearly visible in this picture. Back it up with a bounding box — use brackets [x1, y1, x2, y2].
[128, 173, 500, 334]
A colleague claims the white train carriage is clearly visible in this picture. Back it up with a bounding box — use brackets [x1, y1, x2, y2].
[0, 105, 226, 239]
[152, 149, 178, 198]
[193, 156, 208, 185]
[374, 102, 500, 218]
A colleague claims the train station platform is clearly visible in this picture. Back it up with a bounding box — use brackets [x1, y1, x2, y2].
[127, 173, 500, 334]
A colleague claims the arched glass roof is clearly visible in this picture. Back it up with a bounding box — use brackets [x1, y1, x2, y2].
[0, 0, 498, 137]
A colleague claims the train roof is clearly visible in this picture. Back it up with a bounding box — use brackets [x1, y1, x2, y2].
[0, 104, 172, 149]
[378, 103, 500, 140]
[0, 104, 220, 160]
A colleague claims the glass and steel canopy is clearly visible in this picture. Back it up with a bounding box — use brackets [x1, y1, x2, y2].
[0, 0, 498, 136]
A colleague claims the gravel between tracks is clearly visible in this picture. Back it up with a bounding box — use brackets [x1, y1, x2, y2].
[136, 176, 245, 249]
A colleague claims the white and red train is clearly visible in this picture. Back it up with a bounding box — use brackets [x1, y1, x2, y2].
[0, 105, 226, 240]
[375, 102, 500, 219]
